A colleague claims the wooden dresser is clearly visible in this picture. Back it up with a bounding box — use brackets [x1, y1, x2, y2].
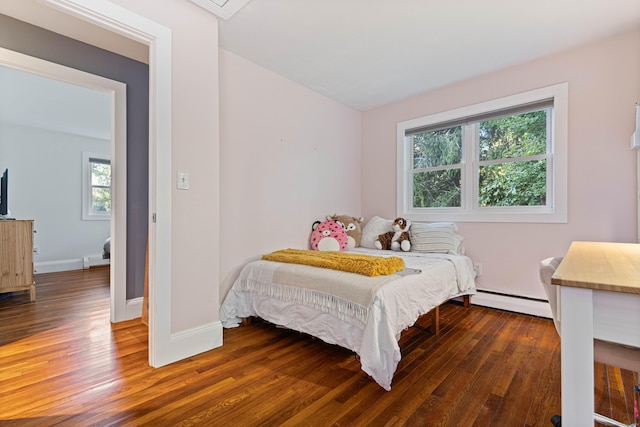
[0, 220, 35, 301]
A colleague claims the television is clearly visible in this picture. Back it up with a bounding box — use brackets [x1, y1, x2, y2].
[0, 169, 7, 217]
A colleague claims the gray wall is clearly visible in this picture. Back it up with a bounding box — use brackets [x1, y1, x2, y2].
[0, 14, 149, 299]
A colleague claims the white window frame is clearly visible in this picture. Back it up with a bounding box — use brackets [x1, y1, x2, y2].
[397, 82, 568, 223]
[82, 151, 111, 221]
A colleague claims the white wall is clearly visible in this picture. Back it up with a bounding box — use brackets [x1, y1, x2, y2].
[109, 0, 221, 333]
[0, 122, 110, 270]
[362, 28, 640, 306]
[218, 49, 362, 299]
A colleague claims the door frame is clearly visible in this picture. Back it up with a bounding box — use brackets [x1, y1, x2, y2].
[0, 47, 128, 322]
[39, 0, 173, 367]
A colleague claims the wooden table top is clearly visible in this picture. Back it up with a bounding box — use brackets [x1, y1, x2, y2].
[551, 241, 640, 294]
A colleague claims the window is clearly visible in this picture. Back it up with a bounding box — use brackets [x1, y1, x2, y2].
[397, 83, 568, 223]
[82, 152, 111, 220]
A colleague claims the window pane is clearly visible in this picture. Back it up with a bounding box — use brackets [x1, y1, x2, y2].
[91, 162, 111, 187]
[92, 187, 111, 213]
[413, 169, 461, 208]
[413, 126, 462, 169]
[479, 159, 546, 207]
[479, 109, 547, 161]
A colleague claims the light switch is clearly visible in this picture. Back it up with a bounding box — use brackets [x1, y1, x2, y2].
[177, 171, 190, 190]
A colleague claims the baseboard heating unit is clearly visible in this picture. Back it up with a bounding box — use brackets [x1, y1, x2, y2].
[472, 288, 552, 318]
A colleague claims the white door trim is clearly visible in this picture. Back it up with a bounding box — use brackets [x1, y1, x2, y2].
[0, 47, 128, 322]
[39, 0, 173, 367]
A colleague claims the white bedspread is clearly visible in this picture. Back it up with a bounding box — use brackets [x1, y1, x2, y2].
[219, 248, 476, 391]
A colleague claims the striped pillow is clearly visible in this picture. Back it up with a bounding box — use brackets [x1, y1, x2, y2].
[410, 222, 458, 254]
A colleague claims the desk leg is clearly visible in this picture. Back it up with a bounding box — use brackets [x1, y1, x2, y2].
[560, 286, 594, 426]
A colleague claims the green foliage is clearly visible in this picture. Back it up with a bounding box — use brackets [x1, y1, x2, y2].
[479, 110, 547, 161]
[413, 169, 461, 208]
[91, 162, 111, 213]
[92, 187, 111, 212]
[413, 127, 462, 169]
[411, 109, 548, 208]
[412, 127, 462, 208]
[478, 110, 547, 206]
[479, 160, 546, 207]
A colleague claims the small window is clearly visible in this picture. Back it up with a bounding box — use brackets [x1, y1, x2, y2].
[397, 83, 568, 223]
[82, 152, 111, 220]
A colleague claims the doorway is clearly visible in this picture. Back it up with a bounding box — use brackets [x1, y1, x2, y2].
[3, 0, 198, 368]
[0, 48, 129, 321]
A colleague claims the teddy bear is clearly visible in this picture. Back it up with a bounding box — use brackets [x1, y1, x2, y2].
[327, 214, 364, 249]
[310, 220, 349, 251]
[375, 217, 411, 252]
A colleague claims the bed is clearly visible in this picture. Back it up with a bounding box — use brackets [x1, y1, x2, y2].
[220, 243, 476, 391]
[103, 237, 111, 259]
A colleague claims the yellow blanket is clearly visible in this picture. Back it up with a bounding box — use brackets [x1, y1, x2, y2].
[262, 249, 405, 277]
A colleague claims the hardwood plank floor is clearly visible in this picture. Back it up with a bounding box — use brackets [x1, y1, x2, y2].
[0, 268, 637, 426]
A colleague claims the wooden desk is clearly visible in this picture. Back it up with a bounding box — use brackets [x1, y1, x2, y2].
[552, 241, 640, 426]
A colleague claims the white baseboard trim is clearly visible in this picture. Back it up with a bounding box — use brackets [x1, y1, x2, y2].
[35, 256, 109, 274]
[473, 289, 552, 318]
[153, 321, 223, 367]
[35, 259, 84, 274]
[125, 297, 143, 320]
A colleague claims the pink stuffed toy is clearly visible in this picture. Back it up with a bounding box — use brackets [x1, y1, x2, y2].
[310, 220, 348, 251]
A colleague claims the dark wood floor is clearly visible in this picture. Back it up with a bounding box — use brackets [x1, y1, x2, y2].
[0, 268, 637, 426]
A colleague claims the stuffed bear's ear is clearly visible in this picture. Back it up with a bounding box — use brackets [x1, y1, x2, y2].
[312, 220, 321, 231]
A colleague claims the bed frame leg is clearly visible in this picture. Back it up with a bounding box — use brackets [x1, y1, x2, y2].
[431, 306, 440, 338]
[241, 317, 252, 326]
[463, 295, 471, 308]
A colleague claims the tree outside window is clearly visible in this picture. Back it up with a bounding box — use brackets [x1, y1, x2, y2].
[90, 159, 111, 213]
[477, 110, 548, 207]
[411, 109, 548, 209]
[82, 151, 111, 221]
[412, 126, 462, 208]
[397, 83, 567, 223]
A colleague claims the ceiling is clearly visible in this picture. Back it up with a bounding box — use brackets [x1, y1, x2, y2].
[0, 0, 639, 116]
[0, 65, 111, 140]
[218, 0, 640, 110]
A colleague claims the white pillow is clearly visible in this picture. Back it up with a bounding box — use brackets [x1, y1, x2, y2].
[360, 216, 393, 249]
[410, 222, 459, 254]
[453, 233, 465, 255]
